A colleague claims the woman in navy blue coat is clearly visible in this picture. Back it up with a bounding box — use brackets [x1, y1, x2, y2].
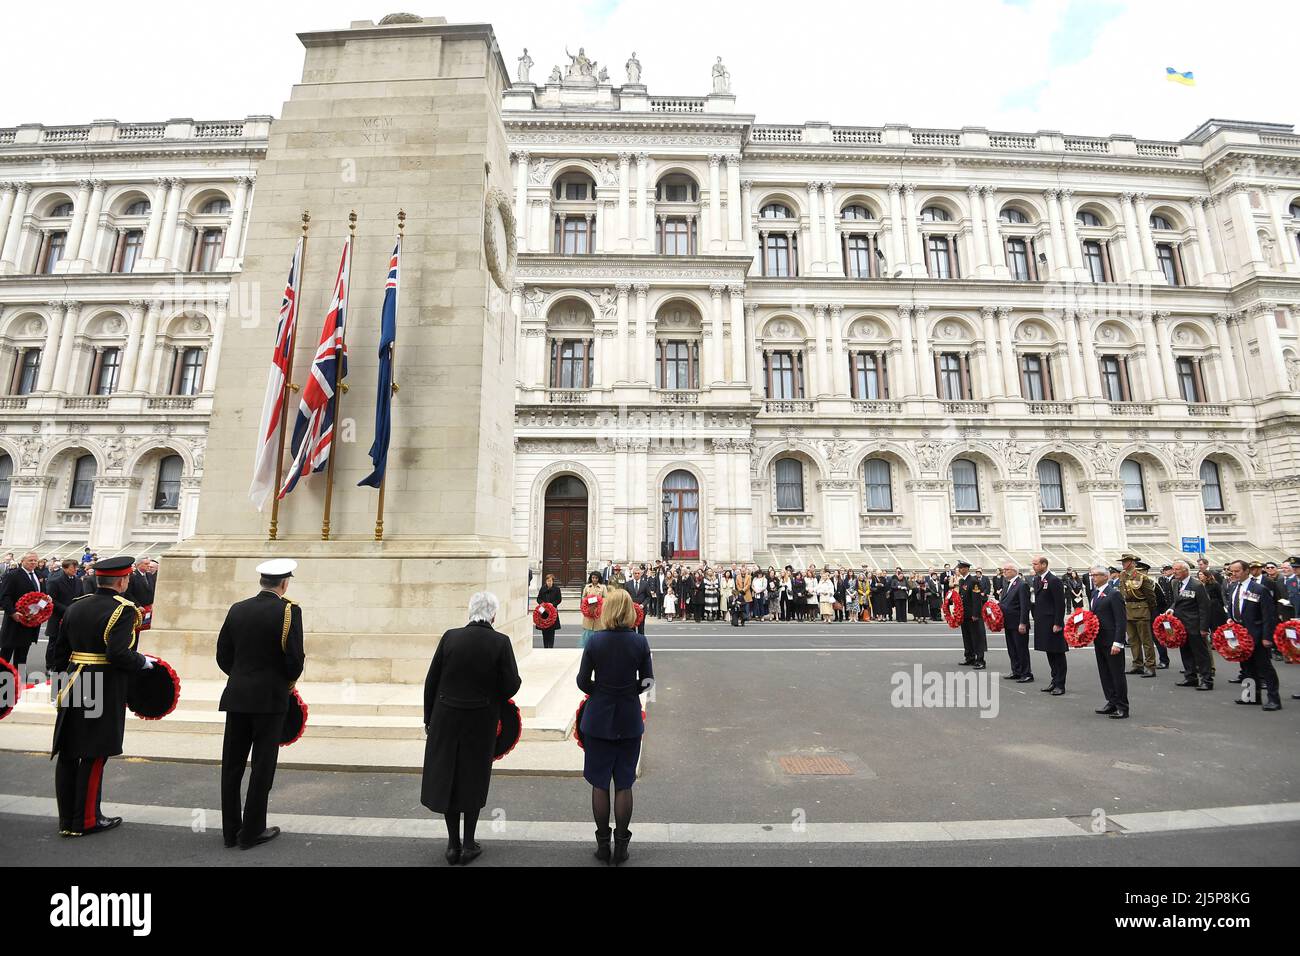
[577, 588, 653, 865]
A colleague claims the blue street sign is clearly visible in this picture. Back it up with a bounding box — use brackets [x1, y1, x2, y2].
[1181, 536, 1206, 554]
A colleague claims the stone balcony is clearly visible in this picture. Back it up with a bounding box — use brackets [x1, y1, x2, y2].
[0, 116, 272, 148]
[770, 512, 816, 530]
[54, 509, 92, 529]
[763, 400, 815, 414]
[951, 513, 993, 530]
[860, 513, 904, 531]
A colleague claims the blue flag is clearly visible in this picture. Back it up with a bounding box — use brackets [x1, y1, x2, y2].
[358, 239, 399, 488]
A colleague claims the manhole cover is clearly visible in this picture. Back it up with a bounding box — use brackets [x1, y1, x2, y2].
[778, 755, 853, 775]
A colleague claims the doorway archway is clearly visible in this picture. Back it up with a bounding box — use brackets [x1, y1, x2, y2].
[542, 474, 589, 586]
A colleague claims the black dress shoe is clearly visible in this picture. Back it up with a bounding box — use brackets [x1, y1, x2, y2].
[444, 841, 462, 865]
[1262, 700, 1282, 712]
[239, 826, 281, 850]
[1002, 673, 1020, 680]
[1234, 698, 1260, 706]
[958, 659, 975, 667]
[1095, 704, 1117, 714]
[1017, 675, 1035, 683]
[972, 661, 986, 670]
[458, 841, 482, 865]
[82, 816, 122, 836]
[1140, 668, 1156, 678]
[1174, 677, 1199, 687]
[1125, 667, 1144, 675]
[1050, 687, 1065, 696]
[1109, 710, 1129, 719]
[1197, 681, 1213, 691]
[1040, 684, 1056, 692]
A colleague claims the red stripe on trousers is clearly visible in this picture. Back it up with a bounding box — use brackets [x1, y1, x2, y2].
[83, 757, 105, 831]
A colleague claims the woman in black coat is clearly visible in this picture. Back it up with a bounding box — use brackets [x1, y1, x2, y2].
[577, 589, 653, 865]
[535, 573, 563, 649]
[421, 592, 521, 866]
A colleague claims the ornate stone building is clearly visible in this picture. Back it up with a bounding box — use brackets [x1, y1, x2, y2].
[0, 117, 269, 554]
[505, 50, 1300, 582]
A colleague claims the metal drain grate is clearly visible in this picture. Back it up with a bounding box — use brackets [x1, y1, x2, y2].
[778, 755, 853, 775]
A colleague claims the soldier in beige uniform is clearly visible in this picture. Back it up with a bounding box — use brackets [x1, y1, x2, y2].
[1119, 552, 1158, 678]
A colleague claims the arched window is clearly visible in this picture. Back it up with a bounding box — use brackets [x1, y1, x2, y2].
[1121, 459, 1146, 511]
[154, 455, 183, 510]
[656, 175, 698, 203]
[70, 454, 96, 509]
[1037, 459, 1064, 512]
[951, 458, 979, 512]
[49, 201, 74, 218]
[553, 175, 595, 201]
[760, 203, 793, 219]
[841, 204, 874, 220]
[864, 459, 892, 512]
[201, 198, 232, 215]
[999, 207, 1030, 224]
[774, 458, 804, 512]
[919, 206, 951, 222]
[663, 470, 700, 559]
[124, 200, 151, 216]
[1076, 210, 1102, 227]
[1200, 460, 1224, 512]
[0, 453, 12, 509]
[1149, 214, 1173, 230]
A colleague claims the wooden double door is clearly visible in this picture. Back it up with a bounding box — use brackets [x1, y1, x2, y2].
[542, 475, 588, 587]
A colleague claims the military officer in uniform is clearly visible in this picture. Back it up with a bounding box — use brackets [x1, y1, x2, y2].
[216, 559, 305, 850]
[49, 555, 153, 837]
[955, 560, 987, 669]
[1119, 552, 1158, 678]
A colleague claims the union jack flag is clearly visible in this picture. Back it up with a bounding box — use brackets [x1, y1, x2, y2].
[248, 238, 302, 511]
[279, 237, 350, 499]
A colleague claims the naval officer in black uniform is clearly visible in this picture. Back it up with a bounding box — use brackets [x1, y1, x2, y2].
[48, 555, 152, 837]
[955, 560, 988, 669]
[216, 558, 305, 849]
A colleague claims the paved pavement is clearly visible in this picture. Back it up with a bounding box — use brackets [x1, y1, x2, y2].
[3, 619, 1296, 866]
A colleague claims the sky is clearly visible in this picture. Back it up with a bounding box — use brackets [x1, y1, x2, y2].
[4, 0, 1297, 141]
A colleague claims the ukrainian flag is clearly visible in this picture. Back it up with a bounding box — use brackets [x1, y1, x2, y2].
[1166, 67, 1195, 86]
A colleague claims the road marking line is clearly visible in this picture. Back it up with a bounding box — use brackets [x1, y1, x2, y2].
[3, 795, 1298, 844]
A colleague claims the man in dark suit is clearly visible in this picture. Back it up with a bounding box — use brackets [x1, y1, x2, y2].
[216, 558, 306, 850]
[125, 558, 157, 608]
[1087, 565, 1130, 718]
[1227, 559, 1281, 711]
[43, 559, 84, 674]
[624, 567, 652, 635]
[1168, 559, 1214, 691]
[955, 560, 987, 669]
[998, 561, 1032, 682]
[1, 551, 46, 682]
[890, 569, 910, 623]
[1030, 554, 1068, 695]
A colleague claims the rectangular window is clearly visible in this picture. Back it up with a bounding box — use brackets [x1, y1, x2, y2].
[119, 230, 145, 273]
[774, 459, 804, 512]
[850, 352, 884, 399]
[42, 231, 67, 274]
[93, 348, 121, 395]
[938, 353, 963, 400]
[864, 459, 892, 511]
[1100, 355, 1127, 402]
[1021, 353, 1046, 401]
[657, 340, 696, 390]
[1082, 240, 1107, 283]
[926, 235, 952, 279]
[196, 229, 223, 272]
[552, 339, 593, 389]
[661, 182, 690, 203]
[952, 459, 980, 512]
[177, 348, 206, 396]
[15, 349, 41, 395]
[558, 217, 592, 255]
[768, 351, 798, 399]
[1007, 238, 1031, 281]
[660, 218, 690, 256]
[70, 458, 96, 509]
[1176, 356, 1202, 403]
[764, 234, 794, 277]
[1156, 243, 1181, 286]
[845, 235, 874, 278]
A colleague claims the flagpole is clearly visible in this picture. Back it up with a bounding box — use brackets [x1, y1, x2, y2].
[269, 211, 309, 541]
[375, 210, 404, 542]
[321, 210, 356, 541]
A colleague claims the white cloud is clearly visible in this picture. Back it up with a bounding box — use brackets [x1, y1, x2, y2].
[3, 0, 1296, 141]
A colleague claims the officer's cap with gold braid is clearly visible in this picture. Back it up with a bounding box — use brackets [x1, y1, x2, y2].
[92, 555, 134, 578]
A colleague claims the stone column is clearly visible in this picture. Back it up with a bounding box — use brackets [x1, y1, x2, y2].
[1226, 184, 1265, 267]
[914, 305, 934, 397]
[51, 301, 82, 393]
[1191, 196, 1221, 280]
[747, 305, 761, 398]
[967, 185, 989, 275]
[997, 306, 1017, 399]
[726, 154, 743, 248]
[1213, 312, 1240, 399]
[711, 438, 733, 560]
[1063, 310, 1085, 400]
[1207, 347, 1228, 403]
[1076, 310, 1102, 398]
[805, 181, 823, 272]
[635, 152, 650, 251]
[982, 187, 1007, 277]
[896, 305, 915, 396]
[709, 284, 726, 384]
[828, 303, 845, 395]
[980, 306, 1004, 396]
[1042, 188, 1066, 277]
[812, 305, 829, 396]
[1119, 193, 1146, 280]
[1265, 184, 1296, 267]
[1251, 302, 1289, 395]
[1133, 193, 1161, 277]
[633, 284, 650, 383]
[616, 152, 631, 251]
[1060, 189, 1084, 274]
[156, 178, 185, 270]
[1138, 313, 1167, 399]
[133, 300, 163, 392]
[974, 344, 992, 402]
[59, 179, 94, 272]
[512, 151, 529, 246]
[0, 183, 15, 252]
[0, 183, 31, 273]
[741, 180, 757, 270]
[708, 154, 724, 252]
[119, 299, 148, 392]
[615, 284, 631, 383]
[139, 178, 169, 264]
[220, 176, 254, 265]
[728, 284, 746, 384]
[1154, 311, 1178, 398]
[822, 183, 842, 276]
[36, 302, 66, 392]
[903, 184, 922, 275]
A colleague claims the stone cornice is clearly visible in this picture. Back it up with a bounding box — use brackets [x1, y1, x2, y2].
[518, 253, 752, 284]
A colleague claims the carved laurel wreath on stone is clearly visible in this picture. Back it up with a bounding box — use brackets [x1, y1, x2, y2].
[483, 186, 518, 292]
